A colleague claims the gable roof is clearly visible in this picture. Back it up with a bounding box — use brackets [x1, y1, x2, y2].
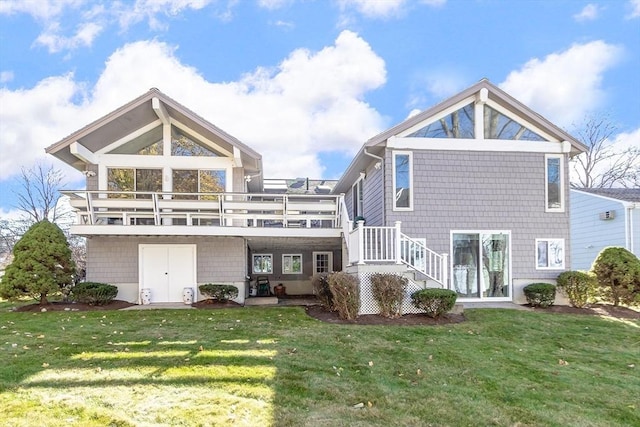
[572, 188, 640, 203]
[334, 79, 587, 193]
[45, 88, 262, 175]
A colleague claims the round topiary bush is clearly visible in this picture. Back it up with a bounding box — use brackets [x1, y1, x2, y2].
[591, 247, 640, 307]
[71, 282, 118, 305]
[410, 288, 457, 318]
[556, 271, 595, 308]
[523, 283, 556, 307]
[199, 284, 239, 302]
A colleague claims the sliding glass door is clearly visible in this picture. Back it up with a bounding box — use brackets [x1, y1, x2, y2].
[451, 231, 510, 299]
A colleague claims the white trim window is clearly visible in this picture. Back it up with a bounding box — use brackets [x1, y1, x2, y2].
[252, 254, 273, 274]
[312, 251, 333, 274]
[393, 151, 413, 211]
[352, 178, 364, 218]
[282, 254, 302, 274]
[536, 239, 565, 269]
[545, 154, 564, 212]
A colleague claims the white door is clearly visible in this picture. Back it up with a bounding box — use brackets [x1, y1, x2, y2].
[140, 245, 197, 303]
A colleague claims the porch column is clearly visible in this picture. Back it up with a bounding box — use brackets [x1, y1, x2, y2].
[441, 253, 449, 288]
[395, 221, 402, 264]
[357, 220, 365, 265]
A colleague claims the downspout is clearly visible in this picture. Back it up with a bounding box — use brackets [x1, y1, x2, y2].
[623, 202, 637, 254]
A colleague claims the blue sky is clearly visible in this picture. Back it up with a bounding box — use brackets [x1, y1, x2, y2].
[1, 0, 639, 219]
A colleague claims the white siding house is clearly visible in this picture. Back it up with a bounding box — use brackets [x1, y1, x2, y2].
[570, 188, 640, 271]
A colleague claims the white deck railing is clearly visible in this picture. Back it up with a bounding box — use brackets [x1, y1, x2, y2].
[62, 190, 342, 229]
[348, 221, 448, 287]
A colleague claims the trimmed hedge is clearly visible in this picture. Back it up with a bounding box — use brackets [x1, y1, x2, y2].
[556, 271, 595, 308]
[71, 282, 118, 305]
[371, 273, 407, 318]
[199, 284, 239, 302]
[411, 288, 457, 318]
[523, 283, 556, 307]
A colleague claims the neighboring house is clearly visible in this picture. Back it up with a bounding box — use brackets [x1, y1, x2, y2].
[46, 79, 586, 308]
[570, 188, 640, 271]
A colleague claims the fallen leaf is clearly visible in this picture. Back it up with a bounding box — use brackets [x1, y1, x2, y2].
[628, 364, 635, 368]
[428, 355, 433, 360]
[199, 345, 204, 351]
[417, 369, 422, 375]
[368, 361, 374, 366]
[42, 363, 49, 368]
[352, 402, 364, 409]
[558, 359, 569, 366]
[367, 401, 373, 407]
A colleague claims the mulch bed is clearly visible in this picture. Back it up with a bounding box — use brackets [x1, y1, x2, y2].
[528, 303, 640, 319]
[13, 300, 136, 312]
[191, 299, 243, 309]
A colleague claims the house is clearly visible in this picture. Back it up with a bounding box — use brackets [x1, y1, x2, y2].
[46, 79, 586, 308]
[570, 188, 640, 271]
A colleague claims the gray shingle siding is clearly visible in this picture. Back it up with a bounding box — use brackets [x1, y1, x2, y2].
[383, 149, 570, 280]
[86, 236, 246, 284]
[363, 164, 384, 226]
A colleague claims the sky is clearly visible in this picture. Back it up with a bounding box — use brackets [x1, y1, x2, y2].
[0, 0, 639, 220]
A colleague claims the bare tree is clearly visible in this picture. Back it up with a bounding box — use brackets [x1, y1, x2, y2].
[14, 163, 67, 222]
[571, 115, 640, 188]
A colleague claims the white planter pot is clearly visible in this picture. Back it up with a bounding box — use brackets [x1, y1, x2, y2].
[183, 287, 194, 305]
[140, 288, 151, 305]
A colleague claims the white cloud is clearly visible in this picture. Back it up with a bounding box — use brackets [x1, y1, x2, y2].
[500, 41, 623, 128]
[573, 4, 599, 22]
[35, 22, 103, 53]
[117, 0, 214, 30]
[407, 68, 467, 109]
[258, 0, 292, 10]
[628, 0, 640, 18]
[338, 0, 409, 18]
[0, 0, 83, 21]
[0, 71, 14, 83]
[0, 31, 387, 180]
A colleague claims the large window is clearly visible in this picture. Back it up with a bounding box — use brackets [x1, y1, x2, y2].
[282, 254, 302, 274]
[171, 126, 218, 157]
[253, 254, 273, 274]
[452, 231, 510, 299]
[407, 103, 474, 138]
[545, 155, 564, 212]
[536, 239, 564, 269]
[484, 105, 545, 141]
[393, 151, 413, 210]
[107, 168, 162, 198]
[173, 169, 226, 199]
[108, 126, 163, 155]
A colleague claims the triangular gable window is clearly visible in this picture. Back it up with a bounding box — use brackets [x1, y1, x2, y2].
[484, 105, 545, 141]
[407, 103, 474, 139]
[108, 126, 163, 155]
[171, 126, 220, 157]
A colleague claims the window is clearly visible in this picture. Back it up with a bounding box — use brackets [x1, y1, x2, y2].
[536, 239, 564, 269]
[451, 231, 511, 299]
[407, 103, 474, 138]
[393, 151, 413, 210]
[108, 126, 163, 155]
[107, 168, 162, 198]
[484, 105, 545, 141]
[171, 126, 219, 157]
[282, 254, 302, 274]
[253, 254, 273, 274]
[352, 178, 363, 218]
[313, 252, 333, 274]
[173, 169, 226, 199]
[545, 155, 564, 212]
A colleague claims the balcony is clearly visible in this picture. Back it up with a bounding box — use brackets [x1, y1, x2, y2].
[62, 190, 344, 238]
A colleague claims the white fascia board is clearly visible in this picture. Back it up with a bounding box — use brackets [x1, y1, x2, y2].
[95, 120, 162, 155]
[152, 97, 171, 125]
[233, 146, 243, 167]
[388, 136, 565, 153]
[397, 96, 476, 137]
[70, 141, 97, 164]
[171, 119, 233, 158]
[69, 225, 341, 238]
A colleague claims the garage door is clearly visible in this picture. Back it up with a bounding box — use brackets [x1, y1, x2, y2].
[139, 244, 197, 303]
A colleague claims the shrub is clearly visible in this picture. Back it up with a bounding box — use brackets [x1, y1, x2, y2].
[591, 247, 640, 306]
[71, 282, 118, 305]
[327, 272, 360, 320]
[0, 220, 75, 305]
[411, 288, 457, 318]
[199, 284, 239, 302]
[556, 271, 595, 308]
[523, 283, 556, 307]
[371, 273, 407, 318]
[311, 273, 333, 311]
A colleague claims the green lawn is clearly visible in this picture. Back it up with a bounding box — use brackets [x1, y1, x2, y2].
[0, 303, 638, 427]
